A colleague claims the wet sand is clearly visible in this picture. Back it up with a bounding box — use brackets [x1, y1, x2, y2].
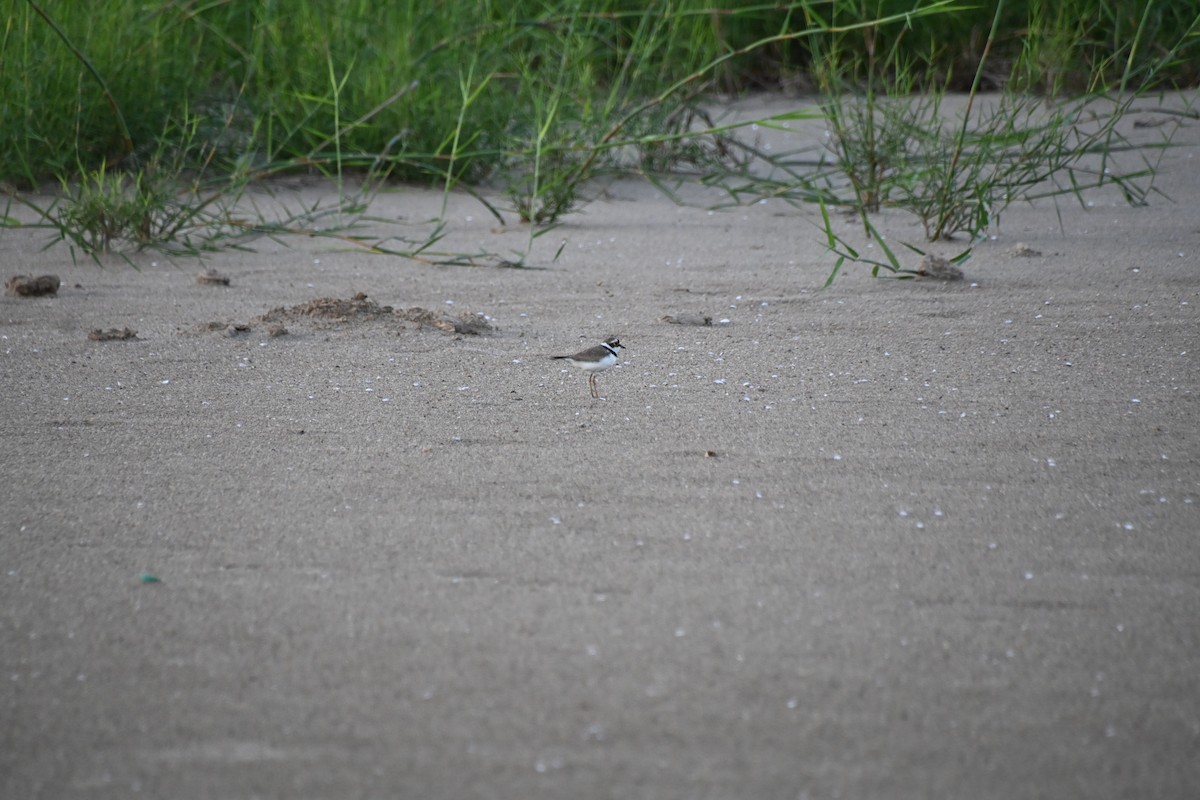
[2, 93, 1198, 799]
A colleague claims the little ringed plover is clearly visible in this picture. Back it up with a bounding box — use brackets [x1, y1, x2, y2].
[554, 337, 624, 398]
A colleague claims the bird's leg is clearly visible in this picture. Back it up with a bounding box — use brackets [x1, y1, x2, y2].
[589, 373, 599, 398]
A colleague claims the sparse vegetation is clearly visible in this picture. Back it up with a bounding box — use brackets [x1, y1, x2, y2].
[2, 1, 1197, 275]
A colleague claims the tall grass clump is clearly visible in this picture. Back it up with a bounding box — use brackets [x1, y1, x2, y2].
[800, 0, 1198, 282]
[2, 0, 737, 189]
[4, 0, 752, 259]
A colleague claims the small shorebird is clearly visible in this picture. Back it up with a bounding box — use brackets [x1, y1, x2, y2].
[554, 337, 625, 398]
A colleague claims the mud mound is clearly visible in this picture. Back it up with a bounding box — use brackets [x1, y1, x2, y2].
[195, 292, 495, 337]
[258, 292, 392, 324]
[6, 274, 60, 297]
[396, 306, 495, 335]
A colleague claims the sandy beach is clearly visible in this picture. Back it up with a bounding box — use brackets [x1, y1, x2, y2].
[2, 93, 1198, 799]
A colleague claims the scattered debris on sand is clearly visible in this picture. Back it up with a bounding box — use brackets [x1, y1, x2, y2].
[193, 321, 251, 336]
[197, 269, 231, 286]
[88, 327, 138, 341]
[915, 254, 964, 281]
[1007, 243, 1042, 258]
[6, 274, 61, 297]
[660, 314, 713, 326]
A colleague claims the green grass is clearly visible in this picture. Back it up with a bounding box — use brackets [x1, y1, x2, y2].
[3, 0, 730, 188]
[2, 1, 1197, 271]
[4, 1, 1196, 189]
